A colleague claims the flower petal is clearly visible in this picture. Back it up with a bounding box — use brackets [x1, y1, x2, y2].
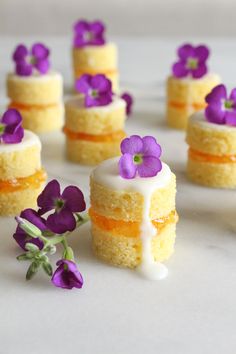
[13, 44, 28, 61]
[62, 186, 86, 212]
[177, 44, 194, 60]
[46, 208, 76, 234]
[137, 156, 162, 177]
[34, 58, 50, 74]
[75, 74, 92, 94]
[191, 63, 207, 78]
[90, 74, 112, 93]
[73, 20, 90, 34]
[121, 92, 133, 116]
[119, 153, 137, 179]
[225, 111, 236, 126]
[120, 135, 143, 155]
[15, 61, 33, 76]
[2, 125, 24, 144]
[52, 260, 83, 290]
[142, 136, 162, 158]
[1, 109, 22, 125]
[205, 84, 227, 104]
[31, 43, 50, 59]
[229, 88, 236, 103]
[194, 45, 210, 62]
[73, 35, 86, 48]
[37, 179, 61, 214]
[205, 102, 226, 124]
[172, 61, 189, 78]
[90, 21, 105, 35]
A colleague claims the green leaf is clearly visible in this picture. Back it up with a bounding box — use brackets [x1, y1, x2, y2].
[26, 261, 40, 280]
[16, 217, 42, 238]
[42, 262, 53, 276]
[17, 253, 30, 261]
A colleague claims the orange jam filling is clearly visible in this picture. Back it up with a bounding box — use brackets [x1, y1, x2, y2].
[169, 101, 206, 111]
[0, 169, 47, 193]
[189, 148, 236, 164]
[89, 208, 178, 238]
[8, 102, 57, 111]
[63, 126, 126, 142]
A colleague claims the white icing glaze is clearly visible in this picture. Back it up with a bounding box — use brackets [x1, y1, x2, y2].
[66, 95, 126, 113]
[170, 72, 220, 84]
[92, 157, 172, 280]
[190, 111, 236, 132]
[0, 130, 41, 153]
[7, 71, 63, 83]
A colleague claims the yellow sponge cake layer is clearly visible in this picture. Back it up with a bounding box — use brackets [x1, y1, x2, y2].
[166, 73, 220, 130]
[65, 96, 126, 135]
[186, 112, 236, 188]
[7, 72, 63, 105]
[0, 130, 41, 180]
[9, 102, 64, 134]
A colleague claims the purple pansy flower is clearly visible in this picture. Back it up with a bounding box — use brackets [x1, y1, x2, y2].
[51, 259, 83, 289]
[119, 135, 162, 179]
[73, 20, 105, 48]
[0, 109, 24, 144]
[37, 180, 86, 234]
[121, 92, 133, 116]
[75, 74, 113, 108]
[13, 209, 45, 250]
[205, 84, 236, 126]
[172, 43, 210, 79]
[13, 43, 50, 76]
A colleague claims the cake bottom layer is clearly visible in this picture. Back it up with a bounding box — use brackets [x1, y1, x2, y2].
[9, 102, 63, 133]
[187, 158, 236, 188]
[0, 182, 45, 216]
[91, 222, 176, 268]
[65, 137, 123, 165]
[166, 104, 200, 130]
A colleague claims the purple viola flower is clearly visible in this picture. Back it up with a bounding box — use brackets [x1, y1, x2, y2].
[51, 259, 83, 290]
[0, 109, 24, 144]
[119, 135, 162, 179]
[205, 84, 236, 126]
[13, 209, 45, 250]
[13, 43, 50, 76]
[73, 20, 105, 48]
[37, 180, 86, 234]
[172, 43, 210, 79]
[121, 92, 133, 116]
[75, 74, 113, 108]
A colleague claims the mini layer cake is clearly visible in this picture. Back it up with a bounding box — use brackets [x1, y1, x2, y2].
[166, 43, 220, 130]
[64, 74, 126, 165]
[0, 109, 46, 215]
[7, 43, 63, 133]
[186, 84, 236, 188]
[90, 136, 178, 280]
[72, 20, 119, 92]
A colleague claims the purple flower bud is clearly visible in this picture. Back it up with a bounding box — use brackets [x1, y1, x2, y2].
[51, 259, 83, 290]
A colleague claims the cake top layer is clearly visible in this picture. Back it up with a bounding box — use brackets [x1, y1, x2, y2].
[91, 157, 172, 193]
[190, 111, 236, 131]
[7, 71, 62, 83]
[0, 130, 41, 153]
[169, 72, 220, 84]
[66, 95, 125, 112]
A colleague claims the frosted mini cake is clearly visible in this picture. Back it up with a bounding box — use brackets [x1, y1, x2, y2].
[90, 135, 178, 280]
[186, 84, 236, 188]
[0, 109, 46, 215]
[7, 43, 63, 133]
[72, 20, 119, 92]
[166, 43, 220, 130]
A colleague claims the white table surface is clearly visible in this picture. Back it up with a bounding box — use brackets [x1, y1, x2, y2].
[0, 36, 236, 354]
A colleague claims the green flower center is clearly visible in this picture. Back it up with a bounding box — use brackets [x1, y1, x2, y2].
[133, 154, 143, 164]
[55, 198, 65, 212]
[187, 57, 198, 70]
[0, 123, 5, 135]
[224, 99, 233, 110]
[84, 31, 93, 42]
[29, 56, 36, 65]
[91, 89, 98, 98]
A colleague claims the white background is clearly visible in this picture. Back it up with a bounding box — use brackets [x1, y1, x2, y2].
[0, 0, 236, 36]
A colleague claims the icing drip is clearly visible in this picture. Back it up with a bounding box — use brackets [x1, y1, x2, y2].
[92, 157, 172, 280]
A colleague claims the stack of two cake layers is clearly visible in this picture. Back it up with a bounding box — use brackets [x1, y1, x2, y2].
[89, 158, 178, 268]
[7, 72, 63, 133]
[72, 43, 119, 92]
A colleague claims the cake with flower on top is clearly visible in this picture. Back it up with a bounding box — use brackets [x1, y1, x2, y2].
[186, 84, 236, 188]
[6, 43, 63, 133]
[166, 43, 221, 130]
[72, 20, 119, 92]
[89, 135, 178, 280]
[0, 109, 46, 216]
[64, 73, 132, 165]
